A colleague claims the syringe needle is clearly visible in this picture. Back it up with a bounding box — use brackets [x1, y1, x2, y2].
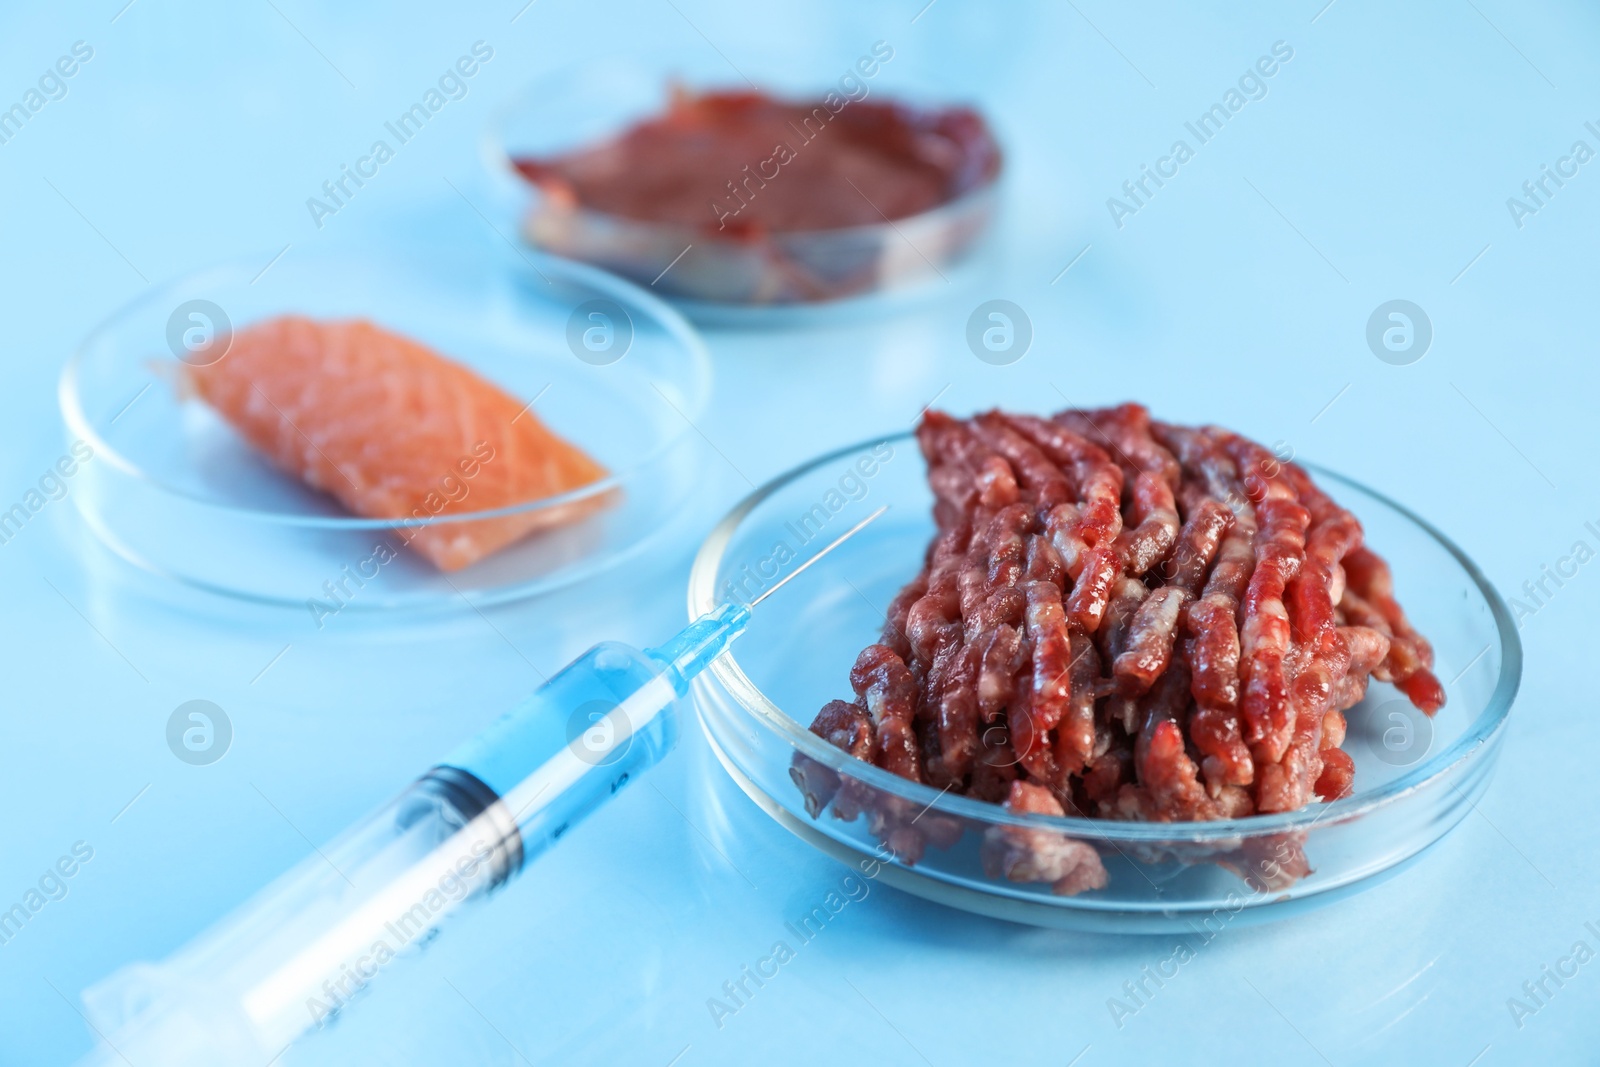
[750, 504, 888, 608]
[645, 504, 889, 696]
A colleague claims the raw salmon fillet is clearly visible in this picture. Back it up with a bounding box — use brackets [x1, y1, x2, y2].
[184, 316, 610, 571]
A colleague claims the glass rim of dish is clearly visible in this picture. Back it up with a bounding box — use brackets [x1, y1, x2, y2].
[56, 244, 713, 530]
[688, 428, 1523, 844]
[479, 61, 1005, 245]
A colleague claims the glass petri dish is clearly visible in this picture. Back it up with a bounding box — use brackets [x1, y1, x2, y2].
[481, 52, 1002, 323]
[687, 432, 1521, 932]
[58, 244, 712, 608]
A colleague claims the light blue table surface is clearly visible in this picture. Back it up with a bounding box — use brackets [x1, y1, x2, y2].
[1, 1, 1595, 1064]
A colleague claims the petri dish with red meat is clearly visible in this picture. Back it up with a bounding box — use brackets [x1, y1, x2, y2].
[484, 50, 1003, 316]
[687, 417, 1520, 931]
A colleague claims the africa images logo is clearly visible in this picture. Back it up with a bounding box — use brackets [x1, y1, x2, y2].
[305, 42, 495, 229]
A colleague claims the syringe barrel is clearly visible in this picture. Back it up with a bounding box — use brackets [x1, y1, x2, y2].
[80, 640, 681, 1065]
[440, 639, 682, 850]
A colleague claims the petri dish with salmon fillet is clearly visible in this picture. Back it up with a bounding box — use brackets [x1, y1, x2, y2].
[58, 243, 711, 608]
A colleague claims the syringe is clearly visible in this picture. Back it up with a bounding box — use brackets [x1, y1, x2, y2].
[76, 507, 886, 1066]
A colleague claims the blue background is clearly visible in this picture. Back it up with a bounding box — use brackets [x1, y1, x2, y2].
[0, 0, 1595, 1063]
